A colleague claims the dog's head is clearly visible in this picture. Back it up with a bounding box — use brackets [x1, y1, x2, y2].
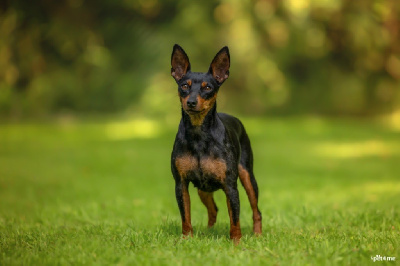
[171, 44, 230, 126]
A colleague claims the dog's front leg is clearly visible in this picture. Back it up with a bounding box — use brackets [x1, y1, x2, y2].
[224, 183, 242, 243]
[175, 179, 193, 236]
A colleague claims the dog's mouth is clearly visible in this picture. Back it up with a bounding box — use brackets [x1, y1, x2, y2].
[185, 109, 204, 115]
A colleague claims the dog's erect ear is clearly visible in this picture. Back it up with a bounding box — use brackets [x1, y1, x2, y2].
[171, 44, 191, 82]
[209, 46, 230, 84]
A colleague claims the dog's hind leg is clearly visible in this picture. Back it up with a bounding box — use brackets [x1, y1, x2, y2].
[238, 132, 262, 235]
[198, 190, 218, 227]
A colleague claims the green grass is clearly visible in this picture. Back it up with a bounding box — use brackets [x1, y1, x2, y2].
[0, 116, 399, 265]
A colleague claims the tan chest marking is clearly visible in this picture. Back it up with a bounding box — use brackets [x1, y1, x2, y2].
[200, 157, 227, 181]
[175, 155, 227, 182]
[175, 155, 198, 178]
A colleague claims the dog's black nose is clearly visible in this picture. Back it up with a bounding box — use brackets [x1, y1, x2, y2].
[187, 99, 197, 108]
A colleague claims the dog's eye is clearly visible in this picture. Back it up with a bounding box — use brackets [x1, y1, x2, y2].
[204, 86, 212, 92]
[181, 84, 189, 90]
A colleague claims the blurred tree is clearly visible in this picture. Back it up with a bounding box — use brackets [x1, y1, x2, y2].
[0, 0, 399, 117]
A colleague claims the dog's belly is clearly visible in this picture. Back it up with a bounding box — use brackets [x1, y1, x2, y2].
[175, 155, 227, 191]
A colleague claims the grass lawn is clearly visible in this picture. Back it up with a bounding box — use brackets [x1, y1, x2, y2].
[0, 116, 399, 265]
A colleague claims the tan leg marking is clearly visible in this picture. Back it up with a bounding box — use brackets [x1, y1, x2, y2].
[238, 164, 262, 235]
[175, 155, 197, 236]
[181, 183, 192, 236]
[226, 197, 242, 244]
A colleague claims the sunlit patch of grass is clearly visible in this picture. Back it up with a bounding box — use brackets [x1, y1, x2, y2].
[300, 181, 400, 207]
[313, 140, 398, 158]
[354, 181, 400, 195]
[105, 118, 161, 140]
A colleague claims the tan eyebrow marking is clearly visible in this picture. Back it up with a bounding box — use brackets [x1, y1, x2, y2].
[187, 80, 192, 86]
[201, 81, 208, 87]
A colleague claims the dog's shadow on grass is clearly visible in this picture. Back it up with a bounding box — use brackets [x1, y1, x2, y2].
[159, 220, 254, 241]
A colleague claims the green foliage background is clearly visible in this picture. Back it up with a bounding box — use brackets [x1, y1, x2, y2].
[0, 0, 399, 117]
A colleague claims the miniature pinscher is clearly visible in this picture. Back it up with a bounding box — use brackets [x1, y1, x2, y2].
[170, 44, 262, 242]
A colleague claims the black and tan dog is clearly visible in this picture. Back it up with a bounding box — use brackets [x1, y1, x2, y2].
[170, 44, 262, 242]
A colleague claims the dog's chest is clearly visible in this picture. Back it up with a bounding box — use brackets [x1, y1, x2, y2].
[175, 154, 227, 191]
